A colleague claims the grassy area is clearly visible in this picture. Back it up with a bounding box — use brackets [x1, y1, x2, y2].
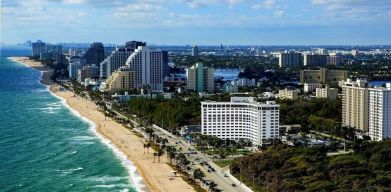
[213, 159, 233, 168]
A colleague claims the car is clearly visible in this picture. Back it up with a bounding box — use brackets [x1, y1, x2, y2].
[224, 174, 228, 177]
[207, 169, 211, 172]
[232, 184, 237, 187]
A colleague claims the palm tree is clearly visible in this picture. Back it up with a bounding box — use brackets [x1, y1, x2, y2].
[146, 142, 151, 153]
[145, 127, 154, 141]
[193, 168, 205, 180]
[161, 138, 168, 145]
[165, 146, 177, 164]
[153, 152, 157, 163]
[157, 148, 164, 163]
[209, 181, 217, 191]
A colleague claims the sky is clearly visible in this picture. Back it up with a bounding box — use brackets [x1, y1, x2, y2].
[1, 0, 391, 45]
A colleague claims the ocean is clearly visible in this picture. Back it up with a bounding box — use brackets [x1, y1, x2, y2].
[0, 48, 142, 192]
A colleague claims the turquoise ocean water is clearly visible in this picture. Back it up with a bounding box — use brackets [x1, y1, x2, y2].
[0, 48, 143, 192]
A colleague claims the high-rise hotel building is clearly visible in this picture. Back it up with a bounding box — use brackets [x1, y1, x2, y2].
[368, 84, 391, 141]
[341, 79, 369, 131]
[201, 97, 280, 146]
[125, 46, 164, 91]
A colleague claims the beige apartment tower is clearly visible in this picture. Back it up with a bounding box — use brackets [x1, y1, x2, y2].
[341, 79, 369, 131]
[105, 69, 135, 92]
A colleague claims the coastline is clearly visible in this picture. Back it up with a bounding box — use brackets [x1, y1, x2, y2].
[10, 57, 195, 192]
[9, 57, 54, 85]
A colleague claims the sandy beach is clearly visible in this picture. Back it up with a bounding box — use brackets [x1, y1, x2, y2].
[11, 57, 195, 192]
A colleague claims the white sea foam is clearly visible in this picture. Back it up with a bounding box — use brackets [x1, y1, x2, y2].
[94, 183, 131, 189]
[88, 176, 126, 183]
[57, 167, 84, 175]
[70, 150, 78, 154]
[94, 184, 116, 188]
[70, 141, 95, 145]
[49, 91, 146, 192]
[40, 105, 62, 114]
[70, 135, 96, 141]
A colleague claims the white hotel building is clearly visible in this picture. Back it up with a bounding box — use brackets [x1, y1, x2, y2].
[201, 97, 280, 146]
[125, 46, 164, 91]
[368, 84, 391, 141]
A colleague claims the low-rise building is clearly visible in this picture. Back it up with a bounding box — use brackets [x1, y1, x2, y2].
[201, 97, 280, 146]
[231, 78, 257, 87]
[277, 89, 299, 100]
[316, 86, 339, 99]
[304, 83, 323, 93]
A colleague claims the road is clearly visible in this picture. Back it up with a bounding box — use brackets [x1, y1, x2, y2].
[111, 108, 252, 192]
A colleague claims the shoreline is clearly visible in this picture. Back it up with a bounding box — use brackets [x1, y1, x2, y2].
[49, 91, 147, 191]
[9, 57, 195, 192]
[8, 57, 54, 85]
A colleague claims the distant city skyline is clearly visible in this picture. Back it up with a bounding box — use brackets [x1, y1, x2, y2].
[2, 0, 391, 45]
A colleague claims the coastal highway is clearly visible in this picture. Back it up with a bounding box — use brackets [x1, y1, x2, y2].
[150, 125, 252, 192]
[110, 108, 252, 192]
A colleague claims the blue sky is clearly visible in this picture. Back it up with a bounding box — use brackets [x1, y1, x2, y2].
[1, 0, 391, 45]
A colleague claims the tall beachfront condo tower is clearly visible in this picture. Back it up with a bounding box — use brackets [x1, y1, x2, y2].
[100, 41, 146, 78]
[83, 42, 105, 67]
[278, 52, 302, 68]
[368, 84, 391, 141]
[201, 97, 280, 146]
[341, 79, 369, 132]
[125, 46, 164, 92]
[32, 40, 46, 57]
[186, 62, 214, 93]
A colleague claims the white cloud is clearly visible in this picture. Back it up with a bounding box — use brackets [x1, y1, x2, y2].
[274, 10, 284, 17]
[63, 0, 85, 4]
[252, 0, 276, 10]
